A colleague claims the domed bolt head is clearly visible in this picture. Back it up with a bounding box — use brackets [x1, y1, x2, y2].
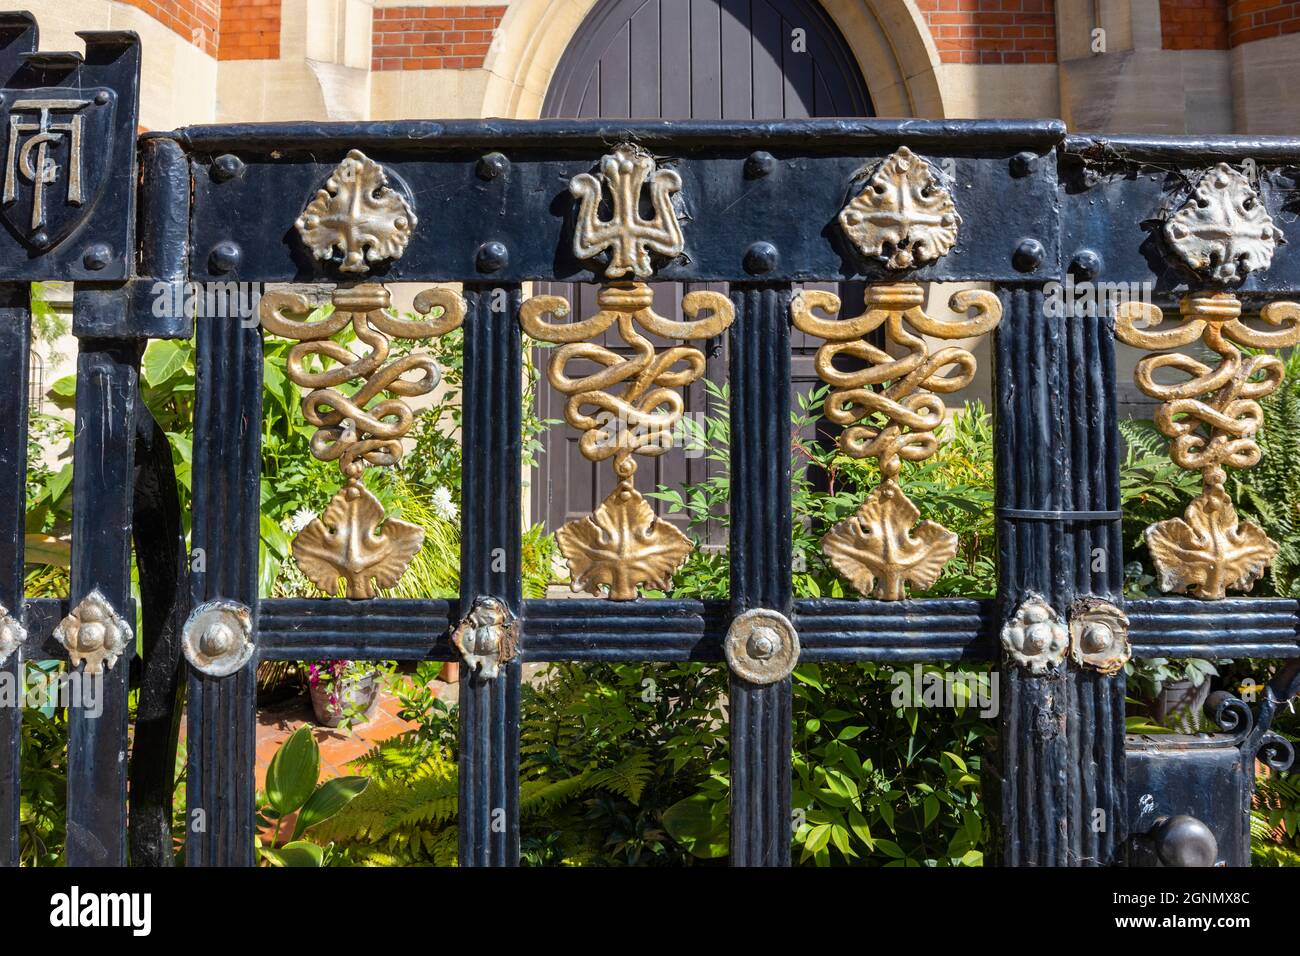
[82, 243, 112, 271]
[212, 154, 245, 182]
[744, 150, 777, 179]
[1013, 238, 1045, 273]
[475, 241, 509, 273]
[476, 152, 510, 180]
[744, 241, 779, 275]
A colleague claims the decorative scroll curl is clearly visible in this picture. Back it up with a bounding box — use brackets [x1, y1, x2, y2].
[260, 283, 464, 598]
[792, 282, 1001, 599]
[1116, 292, 1300, 598]
[521, 282, 733, 599]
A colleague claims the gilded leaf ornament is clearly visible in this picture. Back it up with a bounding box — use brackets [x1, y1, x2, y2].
[571, 144, 685, 278]
[296, 149, 417, 274]
[839, 147, 962, 270]
[260, 283, 464, 598]
[1116, 291, 1300, 598]
[521, 282, 733, 599]
[821, 481, 958, 601]
[293, 482, 424, 600]
[1164, 163, 1283, 284]
[792, 282, 1002, 599]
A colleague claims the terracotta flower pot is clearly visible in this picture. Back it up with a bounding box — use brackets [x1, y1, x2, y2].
[310, 670, 381, 728]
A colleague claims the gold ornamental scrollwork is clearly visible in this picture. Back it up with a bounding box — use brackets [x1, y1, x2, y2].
[792, 282, 1001, 599]
[1116, 292, 1300, 598]
[571, 144, 685, 279]
[260, 283, 464, 598]
[521, 282, 733, 599]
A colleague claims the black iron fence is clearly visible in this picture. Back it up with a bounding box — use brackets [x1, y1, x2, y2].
[0, 10, 1298, 868]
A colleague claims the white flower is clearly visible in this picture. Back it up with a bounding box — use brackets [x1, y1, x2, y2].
[430, 486, 458, 522]
[289, 507, 317, 532]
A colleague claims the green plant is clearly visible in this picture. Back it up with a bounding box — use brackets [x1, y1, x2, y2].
[256, 727, 369, 867]
[18, 675, 67, 866]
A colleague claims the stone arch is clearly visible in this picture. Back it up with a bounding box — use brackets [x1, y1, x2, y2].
[479, 0, 946, 118]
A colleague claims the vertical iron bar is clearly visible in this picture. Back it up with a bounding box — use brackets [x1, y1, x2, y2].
[128, 134, 193, 867]
[459, 284, 522, 867]
[66, 329, 141, 866]
[992, 284, 1125, 866]
[186, 315, 262, 867]
[728, 283, 793, 867]
[0, 285, 29, 867]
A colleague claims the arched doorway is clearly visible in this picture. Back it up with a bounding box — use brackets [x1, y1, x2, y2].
[533, 0, 874, 544]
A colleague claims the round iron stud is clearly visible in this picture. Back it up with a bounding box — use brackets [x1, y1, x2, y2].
[82, 243, 113, 271]
[476, 151, 510, 180]
[1012, 237, 1045, 273]
[743, 241, 779, 275]
[1070, 248, 1102, 282]
[1009, 151, 1038, 178]
[1151, 815, 1218, 868]
[725, 609, 799, 685]
[475, 240, 509, 273]
[744, 150, 777, 179]
[182, 600, 254, 678]
[212, 154, 245, 182]
[209, 240, 242, 274]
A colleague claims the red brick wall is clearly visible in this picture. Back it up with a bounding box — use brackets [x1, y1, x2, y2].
[372, 4, 506, 71]
[218, 0, 281, 61]
[915, 0, 1056, 65]
[122, 0, 219, 56]
[1229, 0, 1300, 46]
[1161, 0, 1230, 49]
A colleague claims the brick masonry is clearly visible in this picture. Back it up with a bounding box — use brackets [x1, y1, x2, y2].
[372, 4, 507, 71]
[218, 0, 282, 61]
[1228, 0, 1300, 46]
[1161, 0, 1230, 49]
[122, 0, 220, 56]
[915, 0, 1056, 65]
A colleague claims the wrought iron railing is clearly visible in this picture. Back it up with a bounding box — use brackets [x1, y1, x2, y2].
[0, 11, 1298, 868]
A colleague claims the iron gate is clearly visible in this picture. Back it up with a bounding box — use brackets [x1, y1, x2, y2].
[1, 10, 1298, 868]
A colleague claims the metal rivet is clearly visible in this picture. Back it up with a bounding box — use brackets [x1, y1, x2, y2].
[30, 229, 49, 249]
[476, 151, 509, 180]
[209, 241, 242, 274]
[212, 153, 245, 182]
[182, 600, 254, 678]
[1070, 248, 1102, 282]
[475, 240, 509, 273]
[725, 609, 800, 685]
[744, 150, 777, 179]
[93, 90, 110, 106]
[1012, 238, 1045, 273]
[82, 243, 112, 271]
[1009, 151, 1038, 178]
[744, 241, 778, 275]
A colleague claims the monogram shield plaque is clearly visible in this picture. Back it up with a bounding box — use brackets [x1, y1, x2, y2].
[0, 87, 115, 250]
